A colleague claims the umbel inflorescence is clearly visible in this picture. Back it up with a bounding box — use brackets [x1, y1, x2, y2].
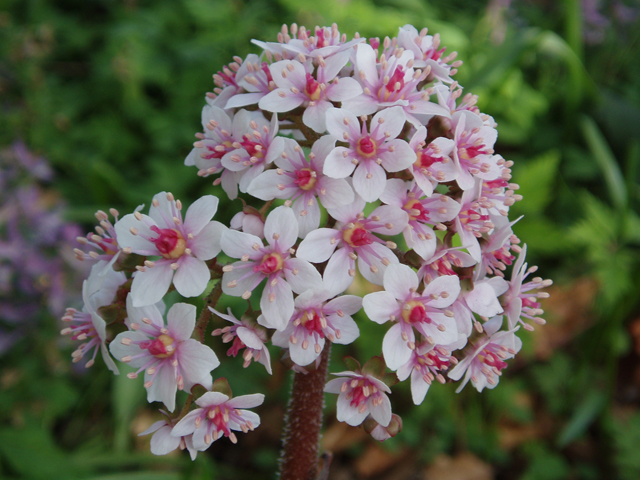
[66, 23, 551, 459]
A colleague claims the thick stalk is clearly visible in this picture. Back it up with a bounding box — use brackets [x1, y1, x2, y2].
[279, 344, 331, 480]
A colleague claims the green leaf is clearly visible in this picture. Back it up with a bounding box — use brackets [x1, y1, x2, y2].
[512, 150, 561, 215]
[362, 355, 386, 378]
[0, 427, 82, 480]
[112, 364, 145, 454]
[580, 115, 627, 211]
[556, 390, 607, 447]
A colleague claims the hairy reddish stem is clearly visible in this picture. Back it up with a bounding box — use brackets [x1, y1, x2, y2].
[279, 345, 331, 480]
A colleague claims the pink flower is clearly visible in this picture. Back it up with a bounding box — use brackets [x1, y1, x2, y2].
[220, 111, 284, 195]
[397, 339, 465, 404]
[417, 242, 476, 283]
[362, 264, 460, 370]
[473, 214, 521, 281]
[453, 181, 495, 262]
[247, 136, 354, 238]
[225, 54, 277, 109]
[342, 43, 450, 126]
[171, 391, 264, 449]
[230, 208, 265, 239]
[381, 179, 461, 260]
[451, 110, 502, 191]
[396, 25, 457, 82]
[271, 289, 361, 366]
[220, 206, 322, 330]
[115, 192, 226, 307]
[448, 316, 521, 392]
[185, 104, 242, 199]
[324, 106, 415, 201]
[258, 57, 362, 133]
[252, 23, 363, 62]
[74, 208, 128, 275]
[324, 371, 392, 427]
[408, 126, 458, 196]
[296, 195, 407, 295]
[501, 245, 552, 331]
[139, 416, 198, 460]
[110, 300, 220, 412]
[61, 260, 125, 373]
[211, 308, 272, 374]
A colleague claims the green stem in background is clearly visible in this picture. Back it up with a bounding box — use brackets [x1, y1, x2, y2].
[279, 345, 331, 480]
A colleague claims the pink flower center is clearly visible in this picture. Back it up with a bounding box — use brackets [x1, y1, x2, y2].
[207, 405, 232, 436]
[478, 348, 508, 372]
[142, 334, 175, 358]
[379, 66, 405, 101]
[301, 310, 325, 337]
[254, 252, 284, 275]
[402, 300, 430, 324]
[305, 73, 322, 101]
[417, 351, 450, 371]
[241, 138, 264, 158]
[204, 140, 233, 160]
[227, 336, 245, 357]
[151, 227, 187, 259]
[261, 62, 274, 84]
[295, 168, 317, 191]
[402, 199, 429, 222]
[347, 378, 378, 410]
[356, 136, 377, 158]
[414, 149, 442, 169]
[342, 223, 372, 248]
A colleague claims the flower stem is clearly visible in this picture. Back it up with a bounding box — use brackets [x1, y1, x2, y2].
[279, 345, 331, 480]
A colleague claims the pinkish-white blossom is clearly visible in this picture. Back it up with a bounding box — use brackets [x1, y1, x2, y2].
[396, 336, 466, 404]
[363, 264, 460, 370]
[341, 43, 450, 126]
[61, 260, 125, 373]
[408, 126, 458, 196]
[211, 308, 272, 374]
[271, 288, 361, 366]
[453, 181, 495, 262]
[451, 110, 502, 191]
[248, 136, 354, 237]
[395, 25, 457, 82]
[139, 416, 198, 460]
[220, 206, 322, 330]
[381, 179, 461, 260]
[115, 192, 226, 307]
[448, 316, 521, 392]
[501, 245, 552, 331]
[110, 300, 220, 412]
[171, 391, 264, 449]
[417, 242, 477, 283]
[296, 195, 407, 295]
[258, 57, 362, 133]
[325, 371, 392, 427]
[74, 208, 126, 275]
[230, 208, 265, 239]
[324, 106, 415, 201]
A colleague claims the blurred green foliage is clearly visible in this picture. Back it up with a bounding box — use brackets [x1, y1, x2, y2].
[2, 0, 640, 479]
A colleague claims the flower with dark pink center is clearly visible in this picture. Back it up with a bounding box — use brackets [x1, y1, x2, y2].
[324, 106, 415, 202]
[110, 300, 220, 412]
[296, 196, 408, 295]
[115, 192, 226, 307]
[271, 288, 361, 366]
[363, 264, 460, 371]
[324, 371, 392, 427]
[220, 206, 322, 330]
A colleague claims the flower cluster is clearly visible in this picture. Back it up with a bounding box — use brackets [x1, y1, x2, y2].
[62, 23, 550, 459]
